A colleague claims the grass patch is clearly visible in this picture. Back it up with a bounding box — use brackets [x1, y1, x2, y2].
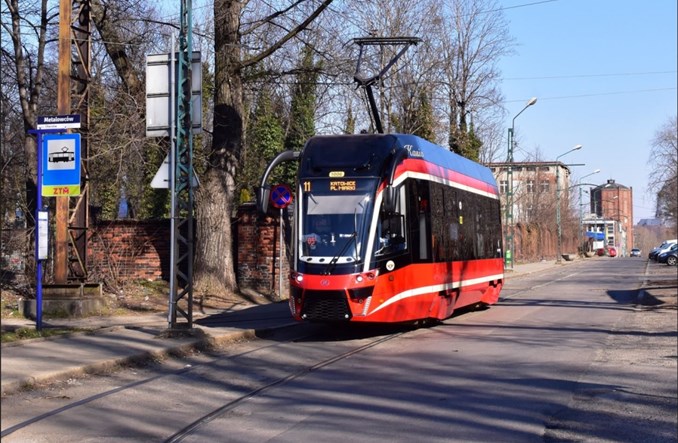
[1, 327, 87, 344]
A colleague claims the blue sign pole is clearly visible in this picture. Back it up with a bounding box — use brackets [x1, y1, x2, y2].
[29, 128, 64, 331]
[35, 131, 44, 331]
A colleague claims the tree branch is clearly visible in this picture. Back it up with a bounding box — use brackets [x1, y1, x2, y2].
[240, 0, 333, 70]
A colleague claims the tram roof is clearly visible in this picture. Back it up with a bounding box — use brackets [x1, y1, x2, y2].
[302, 133, 496, 187]
[393, 134, 497, 187]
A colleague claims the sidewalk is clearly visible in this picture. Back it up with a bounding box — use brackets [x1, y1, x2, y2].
[0, 259, 602, 396]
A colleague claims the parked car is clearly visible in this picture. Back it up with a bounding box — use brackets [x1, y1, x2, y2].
[608, 247, 617, 257]
[649, 239, 677, 260]
[630, 248, 641, 257]
[656, 244, 678, 264]
[665, 250, 678, 266]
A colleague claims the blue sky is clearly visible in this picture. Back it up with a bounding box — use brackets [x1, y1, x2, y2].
[158, 0, 675, 222]
[498, 0, 677, 223]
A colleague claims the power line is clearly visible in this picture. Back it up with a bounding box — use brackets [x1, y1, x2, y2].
[506, 87, 677, 103]
[505, 71, 677, 81]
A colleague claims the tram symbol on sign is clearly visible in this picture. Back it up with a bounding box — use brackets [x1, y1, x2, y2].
[48, 146, 75, 163]
[270, 184, 293, 209]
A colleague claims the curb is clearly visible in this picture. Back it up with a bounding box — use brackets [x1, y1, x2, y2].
[1, 322, 298, 397]
[1, 325, 125, 349]
[1, 329, 245, 396]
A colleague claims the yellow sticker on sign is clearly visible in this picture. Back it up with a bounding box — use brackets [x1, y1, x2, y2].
[42, 184, 81, 197]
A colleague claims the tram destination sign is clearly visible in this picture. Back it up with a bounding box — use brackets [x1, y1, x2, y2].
[37, 114, 81, 130]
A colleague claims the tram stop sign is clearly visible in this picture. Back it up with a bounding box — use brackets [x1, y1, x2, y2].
[270, 183, 293, 209]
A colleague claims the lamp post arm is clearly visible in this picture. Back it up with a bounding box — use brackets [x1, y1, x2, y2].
[568, 182, 599, 190]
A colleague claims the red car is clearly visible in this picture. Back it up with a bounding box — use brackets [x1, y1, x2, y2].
[596, 247, 616, 257]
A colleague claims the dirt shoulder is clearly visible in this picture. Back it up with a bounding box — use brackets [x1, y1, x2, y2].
[1, 280, 278, 323]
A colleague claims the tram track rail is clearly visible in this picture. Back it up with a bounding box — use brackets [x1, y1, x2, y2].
[165, 329, 404, 442]
[1, 323, 407, 441]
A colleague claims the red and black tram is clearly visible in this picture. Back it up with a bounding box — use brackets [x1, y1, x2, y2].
[258, 133, 504, 323]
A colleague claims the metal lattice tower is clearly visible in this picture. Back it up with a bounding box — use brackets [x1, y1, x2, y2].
[69, 0, 91, 281]
[168, 0, 195, 329]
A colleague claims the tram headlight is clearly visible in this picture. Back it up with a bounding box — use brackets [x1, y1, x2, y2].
[292, 272, 304, 283]
[355, 271, 377, 284]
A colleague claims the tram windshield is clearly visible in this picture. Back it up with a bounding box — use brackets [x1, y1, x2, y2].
[299, 178, 377, 265]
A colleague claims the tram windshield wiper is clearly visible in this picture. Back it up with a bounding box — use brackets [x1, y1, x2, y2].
[323, 205, 364, 274]
[322, 231, 358, 275]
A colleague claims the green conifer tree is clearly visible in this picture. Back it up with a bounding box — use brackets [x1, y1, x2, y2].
[412, 90, 435, 142]
[244, 87, 285, 201]
[283, 45, 320, 184]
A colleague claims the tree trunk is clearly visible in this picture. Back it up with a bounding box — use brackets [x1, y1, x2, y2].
[193, 0, 244, 295]
[193, 0, 333, 296]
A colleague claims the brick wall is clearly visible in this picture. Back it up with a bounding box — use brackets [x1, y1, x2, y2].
[88, 219, 171, 282]
[234, 204, 290, 296]
[88, 204, 288, 296]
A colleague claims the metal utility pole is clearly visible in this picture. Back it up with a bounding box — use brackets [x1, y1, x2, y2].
[505, 97, 537, 269]
[555, 145, 583, 263]
[70, 0, 91, 280]
[168, 0, 195, 329]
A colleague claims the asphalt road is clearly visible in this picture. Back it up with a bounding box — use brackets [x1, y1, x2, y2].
[2, 258, 676, 442]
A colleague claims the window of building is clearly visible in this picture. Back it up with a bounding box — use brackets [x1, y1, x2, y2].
[526, 179, 535, 193]
[499, 180, 508, 194]
[540, 180, 550, 193]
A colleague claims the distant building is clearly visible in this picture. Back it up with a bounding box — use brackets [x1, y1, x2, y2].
[487, 161, 573, 224]
[589, 179, 634, 255]
[637, 218, 663, 227]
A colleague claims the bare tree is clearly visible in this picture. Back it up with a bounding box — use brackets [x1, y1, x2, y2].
[438, 0, 512, 157]
[1, 0, 55, 214]
[88, 0, 172, 219]
[648, 115, 677, 224]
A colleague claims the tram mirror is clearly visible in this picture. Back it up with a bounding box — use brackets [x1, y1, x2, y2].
[383, 186, 396, 213]
[256, 185, 270, 214]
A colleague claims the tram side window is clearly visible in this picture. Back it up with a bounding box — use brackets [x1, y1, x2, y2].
[490, 198, 503, 258]
[408, 180, 430, 261]
[457, 192, 474, 260]
[475, 200, 485, 259]
[444, 188, 456, 261]
[429, 184, 445, 262]
[474, 196, 502, 259]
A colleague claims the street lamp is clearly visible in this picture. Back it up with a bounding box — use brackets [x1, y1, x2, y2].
[575, 169, 600, 254]
[505, 96, 537, 269]
[556, 144, 583, 263]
